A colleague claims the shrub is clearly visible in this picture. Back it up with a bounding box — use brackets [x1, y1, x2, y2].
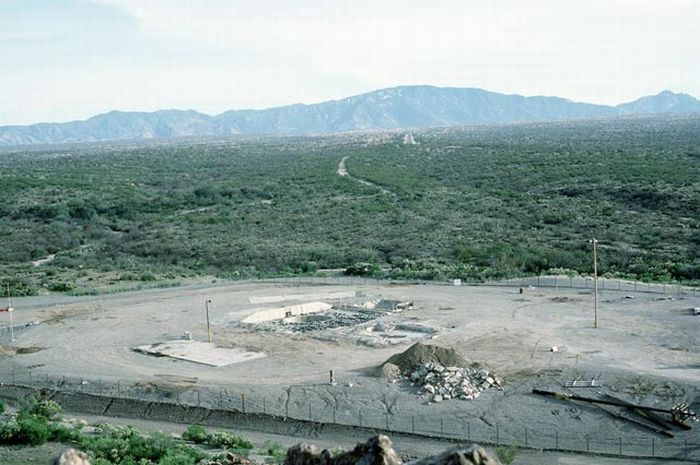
[495, 445, 519, 464]
[182, 424, 208, 444]
[21, 397, 63, 421]
[15, 413, 52, 445]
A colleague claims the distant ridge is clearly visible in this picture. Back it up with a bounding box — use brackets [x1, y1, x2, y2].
[2, 86, 699, 146]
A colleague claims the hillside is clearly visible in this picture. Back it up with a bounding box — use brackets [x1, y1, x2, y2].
[1, 87, 699, 146]
[0, 116, 698, 294]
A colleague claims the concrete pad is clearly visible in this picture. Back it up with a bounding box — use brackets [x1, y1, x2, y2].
[249, 291, 355, 304]
[241, 301, 332, 323]
[134, 340, 265, 367]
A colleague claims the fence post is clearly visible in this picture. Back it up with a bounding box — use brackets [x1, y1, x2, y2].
[385, 413, 389, 430]
[332, 406, 336, 423]
[80, 377, 83, 392]
[308, 404, 312, 422]
[197, 389, 200, 407]
[412, 416, 415, 434]
[12, 369, 15, 385]
[651, 438, 654, 457]
[440, 419, 444, 439]
[685, 439, 688, 459]
[219, 390, 223, 409]
[555, 430, 559, 450]
[286, 402, 289, 418]
[359, 411, 362, 427]
[618, 437, 622, 455]
[495, 424, 498, 445]
[176, 391, 179, 404]
[466, 421, 470, 441]
[524, 427, 528, 447]
[263, 397, 266, 415]
[117, 380, 120, 395]
[98, 379, 102, 395]
[586, 436, 590, 453]
[241, 394, 245, 414]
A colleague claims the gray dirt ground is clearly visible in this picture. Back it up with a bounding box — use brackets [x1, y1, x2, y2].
[0, 280, 698, 462]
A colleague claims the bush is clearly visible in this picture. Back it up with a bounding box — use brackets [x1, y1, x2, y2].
[495, 445, 519, 464]
[182, 424, 208, 444]
[15, 413, 52, 445]
[21, 397, 63, 421]
[208, 431, 254, 450]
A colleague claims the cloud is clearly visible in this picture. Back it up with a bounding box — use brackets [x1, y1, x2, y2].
[1, 0, 698, 124]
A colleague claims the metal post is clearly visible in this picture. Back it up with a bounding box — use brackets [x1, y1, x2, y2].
[205, 300, 212, 343]
[618, 437, 622, 455]
[241, 394, 245, 413]
[263, 397, 266, 414]
[80, 377, 83, 392]
[555, 429, 559, 450]
[525, 427, 528, 447]
[359, 411, 362, 427]
[651, 438, 654, 457]
[117, 380, 120, 394]
[590, 238, 599, 328]
[467, 421, 470, 441]
[412, 416, 415, 434]
[586, 436, 590, 453]
[197, 389, 200, 407]
[385, 413, 389, 430]
[441, 419, 444, 439]
[98, 379, 102, 395]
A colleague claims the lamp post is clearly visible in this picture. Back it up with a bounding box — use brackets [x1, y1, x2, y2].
[589, 238, 599, 328]
[205, 299, 212, 343]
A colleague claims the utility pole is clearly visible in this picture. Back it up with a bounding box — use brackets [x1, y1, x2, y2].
[205, 299, 212, 342]
[589, 238, 599, 328]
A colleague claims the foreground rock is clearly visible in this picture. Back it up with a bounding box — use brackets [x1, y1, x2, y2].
[52, 449, 91, 465]
[284, 435, 500, 465]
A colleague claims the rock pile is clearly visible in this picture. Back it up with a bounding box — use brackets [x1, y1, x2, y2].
[410, 362, 502, 402]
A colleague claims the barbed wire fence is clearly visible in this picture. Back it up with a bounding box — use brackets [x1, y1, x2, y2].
[2, 369, 698, 461]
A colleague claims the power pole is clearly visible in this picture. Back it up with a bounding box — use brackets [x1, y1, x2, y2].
[590, 238, 599, 328]
[6, 284, 14, 343]
[205, 299, 212, 343]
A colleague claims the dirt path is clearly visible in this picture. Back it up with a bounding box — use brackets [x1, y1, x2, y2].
[337, 156, 396, 197]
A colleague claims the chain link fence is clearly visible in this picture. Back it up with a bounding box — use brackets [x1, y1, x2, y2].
[2, 369, 697, 461]
[65, 274, 698, 298]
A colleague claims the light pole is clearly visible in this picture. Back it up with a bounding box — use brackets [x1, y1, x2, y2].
[589, 238, 599, 328]
[205, 299, 212, 343]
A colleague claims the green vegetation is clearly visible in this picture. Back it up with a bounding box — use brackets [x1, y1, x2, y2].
[182, 424, 253, 454]
[0, 400, 264, 464]
[0, 116, 698, 293]
[495, 445, 519, 464]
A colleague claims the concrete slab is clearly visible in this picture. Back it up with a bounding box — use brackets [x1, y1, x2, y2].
[249, 291, 356, 304]
[134, 340, 265, 367]
[241, 301, 332, 323]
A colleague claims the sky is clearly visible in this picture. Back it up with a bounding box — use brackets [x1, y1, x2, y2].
[1, 0, 698, 125]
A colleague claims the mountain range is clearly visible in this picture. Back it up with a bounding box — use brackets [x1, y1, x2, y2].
[2, 86, 699, 147]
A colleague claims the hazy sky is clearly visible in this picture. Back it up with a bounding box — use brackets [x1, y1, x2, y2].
[1, 0, 698, 125]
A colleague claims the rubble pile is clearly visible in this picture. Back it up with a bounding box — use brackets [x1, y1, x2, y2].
[411, 362, 503, 403]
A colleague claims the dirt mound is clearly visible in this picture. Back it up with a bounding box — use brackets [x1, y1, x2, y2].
[378, 362, 402, 381]
[382, 342, 468, 373]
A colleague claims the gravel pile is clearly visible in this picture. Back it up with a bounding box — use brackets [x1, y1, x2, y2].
[410, 362, 502, 402]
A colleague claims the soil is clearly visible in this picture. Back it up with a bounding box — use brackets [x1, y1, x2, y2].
[0, 279, 697, 462]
